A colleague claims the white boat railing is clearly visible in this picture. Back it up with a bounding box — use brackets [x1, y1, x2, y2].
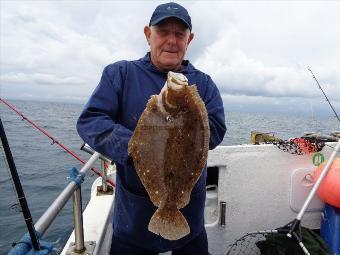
[8, 151, 109, 255]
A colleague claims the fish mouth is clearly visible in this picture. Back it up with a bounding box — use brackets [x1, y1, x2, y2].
[167, 71, 188, 91]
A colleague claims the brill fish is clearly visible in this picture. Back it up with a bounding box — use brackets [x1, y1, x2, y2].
[128, 71, 210, 240]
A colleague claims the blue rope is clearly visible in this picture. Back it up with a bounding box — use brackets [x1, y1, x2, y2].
[69, 167, 85, 187]
[8, 232, 53, 255]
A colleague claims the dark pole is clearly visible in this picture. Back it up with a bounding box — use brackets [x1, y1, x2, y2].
[0, 117, 40, 250]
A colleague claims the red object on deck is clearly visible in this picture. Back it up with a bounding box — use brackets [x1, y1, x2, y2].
[291, 138, 317, 154]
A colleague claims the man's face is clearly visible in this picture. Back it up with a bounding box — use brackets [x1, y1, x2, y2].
[144, 18, 194, 71]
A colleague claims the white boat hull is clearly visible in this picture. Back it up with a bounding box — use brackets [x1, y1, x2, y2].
[61, 143, 336, 255]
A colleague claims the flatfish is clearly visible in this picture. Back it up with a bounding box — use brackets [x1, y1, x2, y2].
[128, 71, 210, 240]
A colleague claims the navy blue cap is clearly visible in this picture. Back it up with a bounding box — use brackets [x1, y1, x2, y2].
[149, 2, 192, 31]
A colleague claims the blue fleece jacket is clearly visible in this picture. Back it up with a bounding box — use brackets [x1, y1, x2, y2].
[77, 53, 226, 252]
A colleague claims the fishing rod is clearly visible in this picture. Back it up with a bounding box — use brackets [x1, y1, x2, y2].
[0, 98, 115, 187]
[0, 117, 41, 251]
[308, 68, 340, 124]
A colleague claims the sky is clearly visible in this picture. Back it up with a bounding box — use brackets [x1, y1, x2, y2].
[1, 1, 340, 115]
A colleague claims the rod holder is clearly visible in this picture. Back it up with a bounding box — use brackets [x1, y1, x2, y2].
[80, 144, 113, 164]
[96, 160, 114, 196]
[101, 160, 108, 193]
[220, 201, 227, 226]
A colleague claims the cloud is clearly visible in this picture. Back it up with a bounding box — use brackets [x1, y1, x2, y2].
[1, 1, 339, 113]
[189, 1, 340, 103]
[1, 73, 84, 86]
[196, 38, 340, 99]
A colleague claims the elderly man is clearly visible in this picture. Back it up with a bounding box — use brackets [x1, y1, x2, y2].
[77, 2, 226, 255]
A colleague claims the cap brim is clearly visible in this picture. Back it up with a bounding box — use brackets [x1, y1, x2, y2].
[150, 15, 191, 30]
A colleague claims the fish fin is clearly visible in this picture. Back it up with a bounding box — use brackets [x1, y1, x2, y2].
[148, 208, 190, 240]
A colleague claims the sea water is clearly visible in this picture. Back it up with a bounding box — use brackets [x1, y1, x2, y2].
[0, 99, 339, 254]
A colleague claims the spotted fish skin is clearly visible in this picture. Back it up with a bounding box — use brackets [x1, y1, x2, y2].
[128, 71, 210, 240]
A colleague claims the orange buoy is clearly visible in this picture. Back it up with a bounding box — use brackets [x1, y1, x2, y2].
[313, 158, 340, 207]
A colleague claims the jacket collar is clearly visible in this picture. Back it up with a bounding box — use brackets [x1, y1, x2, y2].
[139, 52, 194, 74]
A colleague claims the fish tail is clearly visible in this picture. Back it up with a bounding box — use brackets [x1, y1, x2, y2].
[148, 207, 190, 240]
